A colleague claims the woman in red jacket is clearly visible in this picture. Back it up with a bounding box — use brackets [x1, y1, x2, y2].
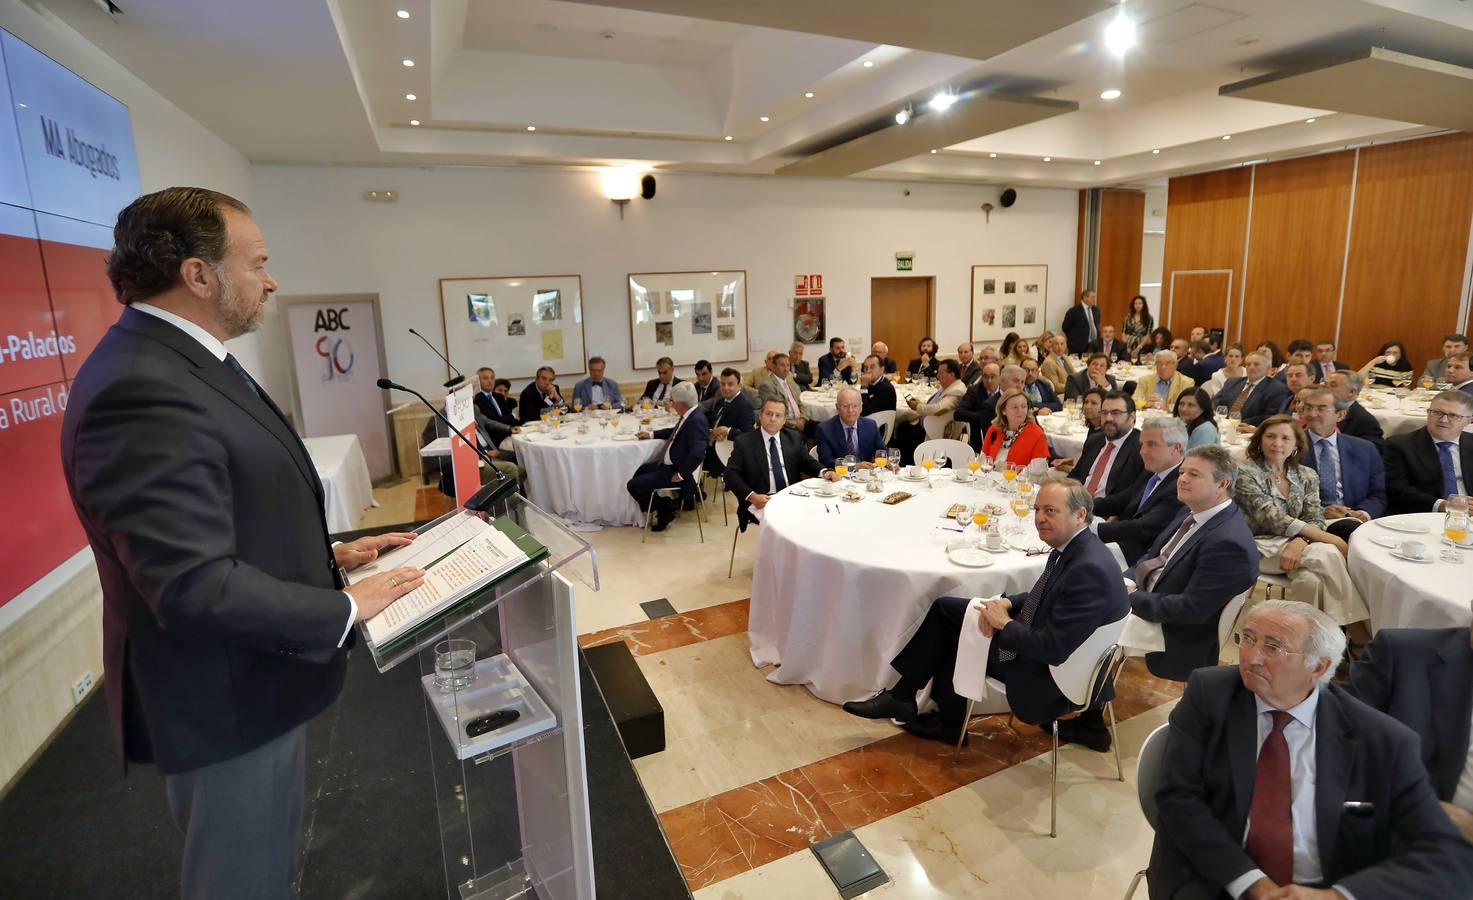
[982, 389, 1049, 468]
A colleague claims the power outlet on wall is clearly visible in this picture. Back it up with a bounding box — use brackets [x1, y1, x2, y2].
[71, 671, 94, 706]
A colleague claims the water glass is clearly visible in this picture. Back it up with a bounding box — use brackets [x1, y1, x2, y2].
[843, 454, 857, 477]
[887, 448, 902, 472]
[433, 639, 477, 693]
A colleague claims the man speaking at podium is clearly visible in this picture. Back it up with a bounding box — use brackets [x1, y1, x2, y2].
[61, 187, 427, 899]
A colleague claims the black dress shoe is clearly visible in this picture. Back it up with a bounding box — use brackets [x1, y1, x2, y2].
[842, 691, 917, 723]
[649, 515, 670, 533]
[1055, 717, 1112, 752]
[903, 714, 968, 746]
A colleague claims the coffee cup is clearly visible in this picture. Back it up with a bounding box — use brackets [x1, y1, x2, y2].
[984, 532, 1005, 551]
[908, 465, 923, 479]
[1400, 540, 1428, 559]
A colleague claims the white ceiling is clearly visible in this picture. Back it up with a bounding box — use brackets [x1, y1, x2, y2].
[31, 0, 1473, 188]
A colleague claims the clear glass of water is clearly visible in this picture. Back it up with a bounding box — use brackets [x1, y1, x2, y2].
[433, 639, 477, 693]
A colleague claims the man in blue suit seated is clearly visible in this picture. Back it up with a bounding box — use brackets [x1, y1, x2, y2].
[699, 367, 756, 475]
[1148, 600, 1473, 900]
[571, 355, 622, 409]
[1021, 357, 1063, 412]
[844, 479, 1130, 749]
[816, 337, 858, 384]
[1215, 350, 1290, 429]
[1299, 387, 1387, 539]
[1126, 445, 1259, 681]
[627, 382, 709, 532]
[816, 387, 887, 471]
[1093, 418, 1188, 566]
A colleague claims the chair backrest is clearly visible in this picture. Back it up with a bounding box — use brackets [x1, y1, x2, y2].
[1050, 615, 1129, 708]
[714, 439, 735, 465]
[1103, 541, 1129, 573]
[914, 438, 973, 469]
[1136, 723, 1171, 831]
[1217, 590, 1249, 652]
[866, 409, 897, 443]
[922, 412, 953, 440]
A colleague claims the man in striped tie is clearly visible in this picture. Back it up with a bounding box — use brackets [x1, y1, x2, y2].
[843, 479, 1129, 746]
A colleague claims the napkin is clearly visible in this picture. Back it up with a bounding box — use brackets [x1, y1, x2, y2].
[1119, 612, 1165, 654]
[953, 597, 995, 702]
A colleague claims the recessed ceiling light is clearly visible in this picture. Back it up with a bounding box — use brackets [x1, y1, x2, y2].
[402, 59, 415, 67]
[396, 9, 410, 18]
[409, 119, 420, 126]
[1305, 117, 1316, 124]
[804, 92, 815, 99]
[1043, 156, 1052, 162]
[526, 125, 536, 131]
[1151, 148, 1160, 154]
[928, 92, 958, 112]
[1222, 134, 1231, 140]
[405, 93, 416, 101]
[862, 60, 874, 68]
[930, 149, 938, 154]
[989, 152, 997, 158]
[1093, 160, 1102, 165]
[724, 135, 733, 141]
[1100, 89, 1121, 101]
[894, 107, 911, 126]
[1105, 12, 1135, 56]
[759, 116, 769, 122]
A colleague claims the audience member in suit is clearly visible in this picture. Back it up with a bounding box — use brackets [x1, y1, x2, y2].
[743, 351, 777, 390]
[817, 387, 888, 470]
[1061, 391, 1145, 498]
[1279, 363, 1316, 415]
[1062, 288, 1103, 354]
[955, 341, 983, 387]
[1038, 334, 1073, 394]
[844, 480, 1130, 749]
[1327, 370, 1385, 449]
[1134, 350, 1196, 412]
[756, 352, 808, 433]
[1126, 446, 1259, 681]
[816, 337, 858, 384]
[1089, 323, 1130, 363]
[893, 358, 967, 461]
[723, 397, 826, 529]
[1215, 351, 1291, 428]
[1345, 621, 1473, 839]
[1065, 353, 1118, 400]
[1420, 332, 1468, 384]
[691, 359, 720, 403]
[1384, 389, 1473, 514]
[1444, 352, 1473, 393]
[1093, 418, 1188, 566]
[1148, 601, 1473, 900]
[571, 356, 622, 410]
[1173, 387, 1220, 448]
[627, 382, 710, 531]
[474, 366, 521, 442]
[1171, 339, 1202, 385]
[788, 341, 815, 391]
[1299, 387, 1387, 540]
[642, 356, 683, 404]
[61, 188, 428, 898]
[1020, 357, 1064, 412]
[906, 336, 941, 380]
[1272, 339, 1315, 385]
[700, 367, 756, 475]
[871, 341, 898, 375]
[1310, 340, 1348, 383]
[859, 354, 898, 418]
[518, 365, 566, 423]
[1193, 340, 1226, 382]
[981, 390, 1050, 470]
[955, 362, 1003, 453]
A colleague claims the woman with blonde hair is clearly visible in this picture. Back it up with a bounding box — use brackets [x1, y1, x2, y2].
[981, 389, 1049, 468]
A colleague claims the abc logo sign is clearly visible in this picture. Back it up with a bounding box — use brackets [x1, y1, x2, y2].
[312, 307, 354, 380]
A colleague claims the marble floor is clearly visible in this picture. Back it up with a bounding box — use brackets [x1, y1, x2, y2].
[355, 480, 1189, 898]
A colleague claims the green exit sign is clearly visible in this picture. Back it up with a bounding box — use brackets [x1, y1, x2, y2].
[896, 257, 913, 271]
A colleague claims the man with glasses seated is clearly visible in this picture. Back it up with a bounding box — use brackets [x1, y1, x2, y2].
[1384, 389, 1473, 514]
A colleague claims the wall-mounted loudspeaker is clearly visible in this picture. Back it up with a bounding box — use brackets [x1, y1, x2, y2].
[999, 188, 1017, 208]
[641, 175, 657, 200]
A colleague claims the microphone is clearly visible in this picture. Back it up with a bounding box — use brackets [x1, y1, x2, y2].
[377, 378, 517, 511]
[408, 327, 466, 389]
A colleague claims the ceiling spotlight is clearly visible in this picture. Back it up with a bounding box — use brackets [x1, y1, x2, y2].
[1305, 117, 1317, 124]
[759, 115, 770, 122]
[804, 91, 815, 99]
[405, 93, 416, 101]
[989, 152, 997, 158]
[928, 92, 958, 112]
[526, 125, 536, 131]
[396, 9, 410, 18]
[409, 119, 420, 126]
[894, 106, 912, 126]
[724, 135, 733, 141]
[1152, 148, 1161, 154]
[1105, 12, 1136, 56]
[1100, 89, 1121, 101]
[402, 59, 415, 67]
[930, 149, 938, 154]
[1221, 134, 1231, 140]
[1043, 156, 1052, 162]
[862, 60, 874, 68]
[1093, 160, 1101, 165]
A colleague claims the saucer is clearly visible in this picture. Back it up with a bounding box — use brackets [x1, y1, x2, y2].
[1389, 550, 1434, 564]
[1375, 516, 1429, 535]
[612, 434, 638, 442]
[946, 544, 994, 568]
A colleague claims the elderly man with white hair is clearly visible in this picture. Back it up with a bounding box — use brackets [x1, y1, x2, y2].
[871, 340, 897, 375]
[627, 381, 710, 531]
[1133, 348, 1196, 411]
[1148, 599, 1473, 900]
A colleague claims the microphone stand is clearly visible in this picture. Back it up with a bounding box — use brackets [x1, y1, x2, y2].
[378, 378, 518, 511]
[409, 328, 466, 389]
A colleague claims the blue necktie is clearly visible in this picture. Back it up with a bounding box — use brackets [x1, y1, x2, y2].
[998, 549, 1060, 662]
[1140, 472, 1161, 506]
[1314, 438, 1340, 505]
[768, 435, 788, 492]
[846, 425, 857, 457]
[1439, 441, 1459, 498]
[223, 353, 260, 398]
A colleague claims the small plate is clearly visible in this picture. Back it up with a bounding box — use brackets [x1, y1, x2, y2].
[976, 542, 1011, 554]
[899, 473, 931, 482]
[947, 545, 995, 568]
[551, 433, 570, 441]
[575, 437, 598, 445]
[1375, 517, 1430, 535]
[612, 433, 638, 442]
[801, 478, 829, 490]
[1389, 549, 1435, 564]
[1368, 534, 1401, 550]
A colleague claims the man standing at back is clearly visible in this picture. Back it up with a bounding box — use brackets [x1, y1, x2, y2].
[61, 188, 425, 899]
[1062, 288, 1102, 354]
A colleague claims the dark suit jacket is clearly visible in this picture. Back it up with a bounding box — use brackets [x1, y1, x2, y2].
[1384, 428, 1473, 514]
[1149, 667, 1473, 900]
[1127, 503, 1258, 681]
[695, 378, 720, 402]
[957, 359, 982, 387]
[1310, 359, 1347, 382]
[1061, 303, 1101, 354]
[1088, 337, 1129, 363]
[724, 427, 820, 527]
[1064, 370, 1117, 400]
[474, 389, 518, 428]
[519, 382, 562, 423]
[1194, 352, 1226, 381]
[906, 356, 940, 379]
[1340, 400, 1385, 449]
[650, 408, 710, 476]
[61, 308, 350, 774]
[1214, 376, 1291, 426]
[1345, 627, 1473, 803]
[792, 360, 814, 391]
[1095, 466, 1185, 567]
[860, 377, 898, 418]
[701, 391, 755, 440]
[995, 530, 1129, 725]
[1177, 358, 1202, 385]
[878, 357, 898, 374]
[954, 384, 1000, 452]
[1315, 431, 1387, 517]
[642, 376, 683, 402]
[1025, 378, 1063, 413]
[1067, 430, 1145, 497]
[817, 353, 858, 384]
[816, 416, 888, 469]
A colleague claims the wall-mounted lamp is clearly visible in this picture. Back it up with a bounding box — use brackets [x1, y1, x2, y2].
[601, 168, 641, 220]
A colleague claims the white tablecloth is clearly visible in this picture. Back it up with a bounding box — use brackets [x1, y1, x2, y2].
[1039, 411, 1249, 462]
[1348, 513, 1473, 632]
[511, 415, 670, 526]
[748, 472, 1051, 703]
[302, 434, 376, 534]
[1362, 390, 1441, 440]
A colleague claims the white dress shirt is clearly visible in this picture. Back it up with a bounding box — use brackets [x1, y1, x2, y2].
[132, 302, 358, 646]
[589, 382, 607, 406]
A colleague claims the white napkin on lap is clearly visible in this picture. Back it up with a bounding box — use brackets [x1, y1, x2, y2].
[1120, 612, 1166, 654]
[954, 597, 995, 702]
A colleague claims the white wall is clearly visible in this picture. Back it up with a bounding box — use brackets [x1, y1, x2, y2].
[248, 164, 1078, 399]
[0, 0, 255, 790]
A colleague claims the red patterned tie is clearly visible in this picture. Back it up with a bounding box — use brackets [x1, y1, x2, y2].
[1246, 710, 1295, 887]
[1086, 441, 1116, 496]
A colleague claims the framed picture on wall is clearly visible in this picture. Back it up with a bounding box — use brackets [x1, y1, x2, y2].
[439, 274, 587, 381]
[970, 264, 1048, 344]
[628, 270, 748, 369]
[794, 297, 825, 344]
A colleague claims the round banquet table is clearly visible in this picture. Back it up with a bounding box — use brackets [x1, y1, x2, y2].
[510, 412, 672, 527]
[800, 381, 929, 423]
[1039, 409, 1250, 462]
[747, 471, 1052, 703]
[1359, 389, 1452, 440]
[1348, 513, 1473, 633]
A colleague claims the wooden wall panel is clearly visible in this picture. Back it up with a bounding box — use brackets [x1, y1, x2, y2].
[1095, 189, 1145, 330]
[1238, 151, 1355, 350]
[1161, 168, 1251, 341]
[1166, 271, 1233, 337]
[1339, 133, 1473, 371]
